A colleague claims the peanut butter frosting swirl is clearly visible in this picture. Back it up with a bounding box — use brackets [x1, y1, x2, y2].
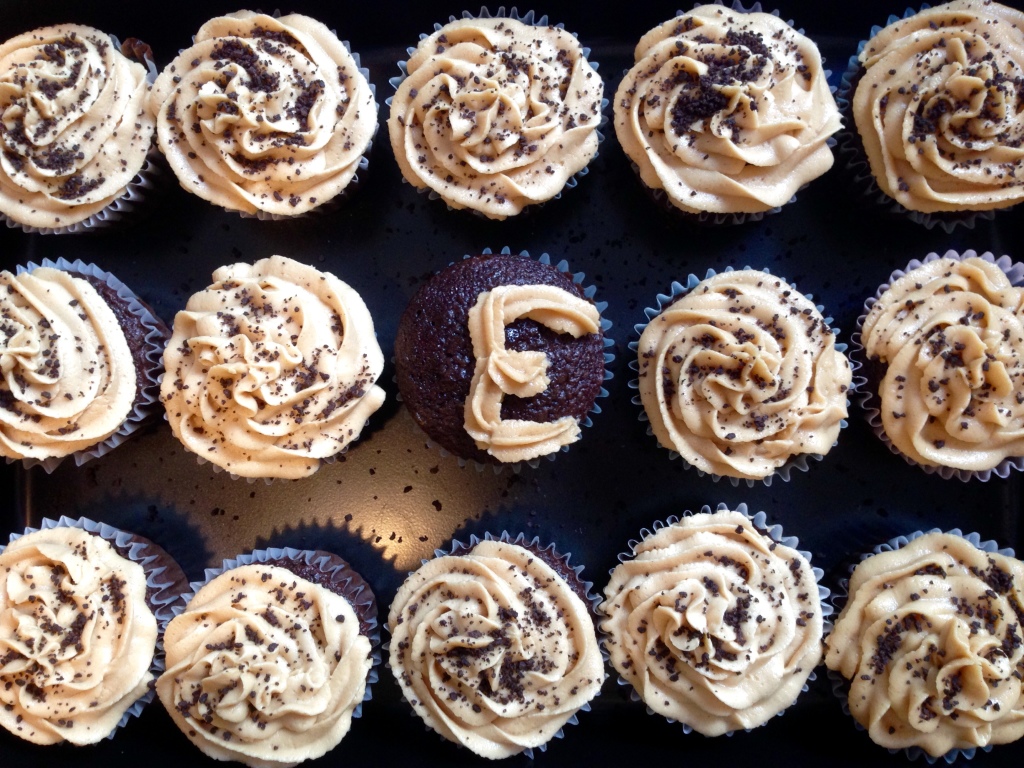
[826, 532, 1024, 756]
[636, 270, 851, 480]
[388, 539, 604, 759]
[158, 563, 372, 768]
[615, 7, 840, 215]
[601, 510, 823, 736]
[0, 24, 154, 229]
[388, 16, 604, 219]
[149, 11, 377, 217]
[465, 284, 601, 462]
[852, 0, 1024, 214]
[0, 527, 157, 745]
[160, 255, 385, 480]
[861, 256, 1024, 472]
[0, 267, 136, 460]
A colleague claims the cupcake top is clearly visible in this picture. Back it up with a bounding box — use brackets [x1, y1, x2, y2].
[0, 24, 155, 229]
[157, 561, 373, 767]
[0, 267, 137, 460]
[388, 538, 604, 758]
[160, 255, 385, 479]
[614, 6, 840, 216]
[636, 270, 851, 480]
[394, 254, 606, 464]
[388, 16, 604, 219]
[148, 11, 377, 217]
[860, 255, 1024, 472]
[851, 0, 1024, 214]
[601, 509, 823, 735]
[0, 527, 158, 745]
[826, 532, 1024, 757]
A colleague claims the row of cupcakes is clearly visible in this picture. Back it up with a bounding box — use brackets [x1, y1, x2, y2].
[0, 1, 1020, 232]
[1, 247, 1022, 482]
[3, 507, 1022, 763]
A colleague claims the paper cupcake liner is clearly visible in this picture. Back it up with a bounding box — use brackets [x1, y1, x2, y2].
[628, 266, 851, 487]
[851, 248, 1024, 482]
[623, 1, 837, 226]
[385, 530, 600, 758]
[395, 245, 615, 474]
[827, 527, 1011, 764]
[386, 7, 608, 219]
[834, 7, 998, 234]
[602, 501, 832, 735]
[1, 515, 189, 739]
[173, 546, 380, 718]
[7, 258, 170, 473]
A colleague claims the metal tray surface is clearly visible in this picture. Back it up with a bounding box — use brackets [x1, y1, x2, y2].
[1, 1, 1022, 766]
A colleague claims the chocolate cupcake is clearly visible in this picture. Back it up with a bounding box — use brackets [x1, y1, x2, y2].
[0, 517, 187, 745]
[0, 258, 169, 471]
[394, 249, 612, 467]
[156, 547, 377, 767]
[387, 532, 605, 758]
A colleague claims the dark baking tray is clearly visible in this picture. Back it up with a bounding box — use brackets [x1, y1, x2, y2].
[1, 1, 1022, 766]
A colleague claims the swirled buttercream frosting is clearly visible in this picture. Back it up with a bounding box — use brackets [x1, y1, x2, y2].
[860, 256, 1024, 472]
[852, 0, 1024, 214]
[0, 24, 154, 229]
[0, 527, 158, 745]
[160, 255, 385, 479]
[614, 7, 840, 216]
[388, 539, 604, 758]
[157, 562, 372, 767]
[0, 267, 136, 460]
[826, 532, 1024, 756]
[601, 510, 823, 735]
[149, 11, 377, 216]
[636, 270, 851, 480]
[388, 16, 604, 219]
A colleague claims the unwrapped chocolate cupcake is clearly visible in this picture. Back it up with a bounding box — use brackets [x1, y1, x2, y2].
[388, 12, 604, 219]
[615, 5, 840, 221]
[161, 255, 385, 480]
[387, 533, 604, 758]
[149, 11, 377, 218]
[0, 24, 155, 233]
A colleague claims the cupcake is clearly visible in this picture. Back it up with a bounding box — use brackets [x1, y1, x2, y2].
[0, 517, 187, 745]
[393, 251, 611, 467]
[157, 547, 376, 767]
[856, 250, 1024, 480]
[840, 0, 1024, 229]
[387, 533, 605, 758]
[600, 506, 826, 735]
[0, 258, 168, 471]
[148, 11, 377, 218]
[614, 5, 841, 222]
[826, 530, 1024, 759]
[387, 11, 604, 219]
[0, 24, 156, 233]
[160, 255, 386, 480]
[632, 269, 851, 483]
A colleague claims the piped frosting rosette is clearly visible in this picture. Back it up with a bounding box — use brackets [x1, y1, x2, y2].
[629, 268, 851, 485]
[854, 250, 1024, 481]
[826, 529, 1024, 761]
[600, 504, 829, 736]
[160, 255, 386, 480]
[0, 516, 187, 745]
[157, 547, 377, 768]
[387, 9, 605, 219]
[837, 0, 1024, 232]
[149, 11, 377, 218]
[614, 4, 840, 222]
[387, 532, 605, 759]
[0, 24, 156, 233]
